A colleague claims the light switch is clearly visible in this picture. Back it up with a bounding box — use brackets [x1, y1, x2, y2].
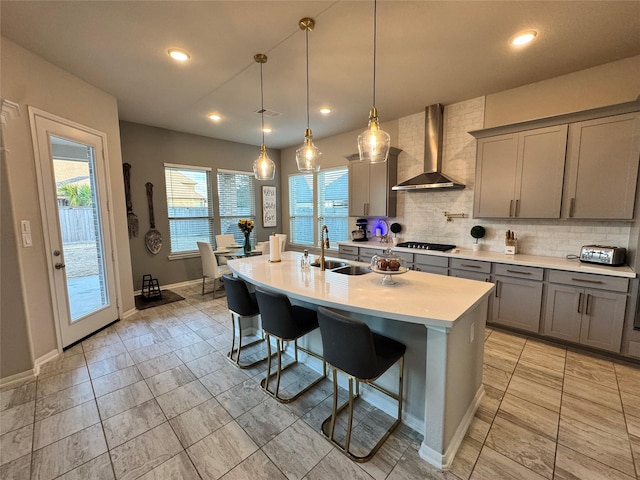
[22, 233, 33, 247]
[21, 220, 31, 234]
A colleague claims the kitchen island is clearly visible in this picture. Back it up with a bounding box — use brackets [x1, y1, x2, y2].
[228, 251, 494, 469]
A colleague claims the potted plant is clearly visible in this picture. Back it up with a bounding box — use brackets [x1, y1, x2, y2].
[390, 222, 402, 245]
[470, 225, 486, 252]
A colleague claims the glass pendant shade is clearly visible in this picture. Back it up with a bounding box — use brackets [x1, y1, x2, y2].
[295, 128, 322, 172]
[253, 144, 275, 180]
[358, 107, 391, 163]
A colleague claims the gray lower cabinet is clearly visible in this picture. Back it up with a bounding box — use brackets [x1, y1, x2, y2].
[338, 244, 358, 261]
[491, 264, 544, 333]
[449, 258, 491, 282]
[544, 271, 628, 353]
[412, 253, 448, 275]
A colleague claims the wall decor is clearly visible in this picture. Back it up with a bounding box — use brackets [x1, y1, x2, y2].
[262, 185, 277, 227]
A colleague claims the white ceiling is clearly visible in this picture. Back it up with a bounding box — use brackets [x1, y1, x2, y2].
[2, 1, 639, 149]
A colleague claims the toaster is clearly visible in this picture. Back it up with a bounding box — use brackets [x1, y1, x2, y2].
[579, 245, 626, 266]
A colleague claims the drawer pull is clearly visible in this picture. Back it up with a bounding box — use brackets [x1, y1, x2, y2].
[506, 269, 531, 275]
[460, 263, 481, 269]
[571, 277, 603, 284]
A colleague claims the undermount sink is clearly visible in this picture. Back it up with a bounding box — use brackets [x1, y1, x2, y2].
[310, 259, 347, 270]
[331, 265, 371, 276]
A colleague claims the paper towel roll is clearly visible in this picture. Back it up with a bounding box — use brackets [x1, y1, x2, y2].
[269, 235, 281, 262]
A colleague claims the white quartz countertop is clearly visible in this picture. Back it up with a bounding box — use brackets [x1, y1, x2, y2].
[227, 252, 494, 330]
[337, 240, 636, 278]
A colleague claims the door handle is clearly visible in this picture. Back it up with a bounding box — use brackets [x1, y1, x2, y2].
[585, 294, 592, 315]
[577, 292, 583, 313]
[55, 263, 66, 270]
[509, 199, 514, 217]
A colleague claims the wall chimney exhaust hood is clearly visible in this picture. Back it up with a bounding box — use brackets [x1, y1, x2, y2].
[392, 104, 465, 191]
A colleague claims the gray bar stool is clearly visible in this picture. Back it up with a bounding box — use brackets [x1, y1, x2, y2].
[222, 275, 268, 369]
[317, 306, 406, 462]
[254, 288, 326, 403]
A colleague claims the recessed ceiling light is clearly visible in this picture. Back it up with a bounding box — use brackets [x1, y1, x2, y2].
[208, 114, 221, 121]
[263, 127, 272, 134]
[510, 30, 537, 47]
[168, 48, 191, 62]
[320, 107, 332, 115]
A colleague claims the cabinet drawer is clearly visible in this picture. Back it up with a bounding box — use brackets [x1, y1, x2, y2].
[359, 247, 385, 261]
[494, 263, 543, 281]
[413, 254, 449, 269]
[339, 253, 358, 262]
[548, 270, 629, 293]
[450, 258, 491, 273]
[338, 245, 358, 256]
[393, 251, 414, 263]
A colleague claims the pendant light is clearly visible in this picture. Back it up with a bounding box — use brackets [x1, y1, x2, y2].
[357, 0, 391, 164]
[295, 17, 322, 173]
[253, 54, 276, 181]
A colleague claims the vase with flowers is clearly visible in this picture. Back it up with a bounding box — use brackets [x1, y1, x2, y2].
[238, 219, 254, 254]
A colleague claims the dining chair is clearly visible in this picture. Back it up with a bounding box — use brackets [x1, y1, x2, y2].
[215, 234, 236, 265]
[197, 242, 231, 297]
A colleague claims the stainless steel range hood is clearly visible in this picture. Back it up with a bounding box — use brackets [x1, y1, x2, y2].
[392, 104, 465, 191]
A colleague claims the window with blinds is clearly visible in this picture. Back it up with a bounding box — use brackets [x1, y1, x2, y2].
[289, 168, 348, 247]
[164, 164, 214, 254]
[289, 173, 314, 246]
[318, 167, 349, 243]
[217, 170, 256, 246]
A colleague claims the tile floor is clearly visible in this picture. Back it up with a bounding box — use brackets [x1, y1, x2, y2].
[1, 282, 640, 480]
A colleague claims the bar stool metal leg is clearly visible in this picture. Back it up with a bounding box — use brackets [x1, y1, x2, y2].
[227, 309, 269, 369]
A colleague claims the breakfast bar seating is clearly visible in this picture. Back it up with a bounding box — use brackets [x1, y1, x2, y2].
[317, 306, 406, 462]
[222, 274, 268, 369]
[254, 288, 327, 403]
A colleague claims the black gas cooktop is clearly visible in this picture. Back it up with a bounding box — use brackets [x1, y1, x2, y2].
[396, 241, 456, 252]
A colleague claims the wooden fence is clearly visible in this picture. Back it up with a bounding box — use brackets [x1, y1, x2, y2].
[59, 207, 97, 243]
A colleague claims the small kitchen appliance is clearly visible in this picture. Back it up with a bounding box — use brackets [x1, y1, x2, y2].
[352, 218, 369, 242]
[579, 245, 626, 266]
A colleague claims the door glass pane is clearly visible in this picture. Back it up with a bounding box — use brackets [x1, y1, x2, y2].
[52, 136, 108, 321]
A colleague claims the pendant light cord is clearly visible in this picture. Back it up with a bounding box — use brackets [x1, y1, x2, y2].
[260, 61, 265, 145]
[372, 0, 377, 108]
[305, 27, 310, 130]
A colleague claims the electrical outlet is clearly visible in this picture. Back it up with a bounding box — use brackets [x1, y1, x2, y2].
[470, 322, 475, 343]
[22, 233, 33, 247]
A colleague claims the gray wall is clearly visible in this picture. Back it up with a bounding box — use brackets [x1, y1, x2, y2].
[1, 36, 134, 380]
[119, 121, 282, 289]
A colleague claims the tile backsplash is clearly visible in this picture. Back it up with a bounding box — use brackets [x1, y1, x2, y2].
[387, 97, 632, 258]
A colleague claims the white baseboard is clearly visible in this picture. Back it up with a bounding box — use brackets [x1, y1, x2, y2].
[418, 385, 485, 469]
[122, 307, 137, 319]
[134, 278, 201, 295]
[0, 348, 60, 388]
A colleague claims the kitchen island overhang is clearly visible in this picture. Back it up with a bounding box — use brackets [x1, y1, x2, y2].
[228, 252, 494, 469]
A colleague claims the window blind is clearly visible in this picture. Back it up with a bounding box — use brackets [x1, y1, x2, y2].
[318, 167, 349, 243]
[217, 170, 256, 245]
[289, 173, 314, 246]
[164, 164, 214, 253]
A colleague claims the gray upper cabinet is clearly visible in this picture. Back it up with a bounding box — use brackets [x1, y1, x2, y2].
[346, 148, 400, 217]
[473, 125, 567, 218]
[563, 112, 640, 220]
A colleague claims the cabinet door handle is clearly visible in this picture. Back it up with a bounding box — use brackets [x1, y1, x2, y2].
[569, 198, 575, 218]
[509, 199, 514, 217]
[571, 277, 603, 284]
[460, 263, 481, 269]
[577, 292, 583, 313]
[586, 294, 592, 315]
[506, 269, 531, 275]
[515, 199, 520, 217]
[495, 280, 500, 297]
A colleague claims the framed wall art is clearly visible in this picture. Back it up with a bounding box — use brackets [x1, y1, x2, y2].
[262, 185, 277, 227]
